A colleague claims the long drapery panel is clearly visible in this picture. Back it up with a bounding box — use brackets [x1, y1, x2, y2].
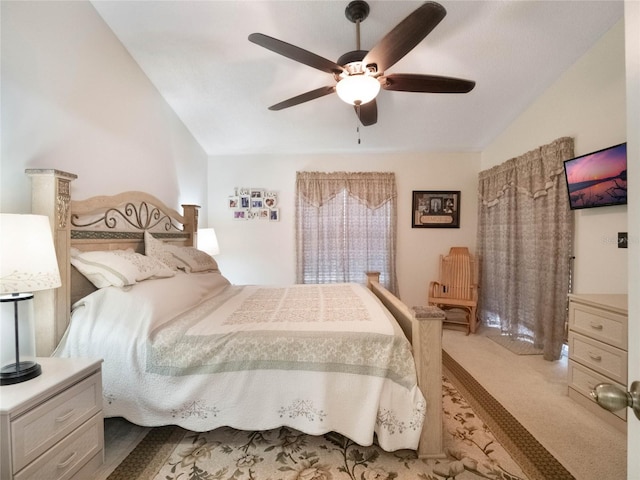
[477, 137, 574, 360]
[296, 171, 398, 294]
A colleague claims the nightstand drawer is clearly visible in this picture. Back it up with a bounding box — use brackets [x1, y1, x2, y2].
[568, 360, 626, 421]
[569, 302, 626, 349]
[14, 413, 104, 480]
[11, 372, 102, 472]
[568, 332, 627, 384]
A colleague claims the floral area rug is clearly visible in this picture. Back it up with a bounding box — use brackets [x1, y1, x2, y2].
[109, 377, 529, 480]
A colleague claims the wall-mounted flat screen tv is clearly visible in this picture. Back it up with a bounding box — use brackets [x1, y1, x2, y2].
[563, 142, 627, 210]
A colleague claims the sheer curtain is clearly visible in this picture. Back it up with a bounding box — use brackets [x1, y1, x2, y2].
[477, 137, 574, 360]
[295, 171, 398, 294]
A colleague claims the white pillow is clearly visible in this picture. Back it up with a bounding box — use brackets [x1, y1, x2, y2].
[144, 231, 184, 270]
[70, 249, 174, 288]
[119, 250, 175, 281]
[170, 245, 219, 273]
[144, 230, 219, 273]
[71, 250, 139, 288]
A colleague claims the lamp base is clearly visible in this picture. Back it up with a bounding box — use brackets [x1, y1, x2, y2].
[0, 361, 42, 385]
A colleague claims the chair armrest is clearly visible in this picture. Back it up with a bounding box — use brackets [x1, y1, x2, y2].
[428, 281, 444, 299]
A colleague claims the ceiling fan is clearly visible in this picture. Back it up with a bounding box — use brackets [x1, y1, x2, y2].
[248, 1, 475, 127]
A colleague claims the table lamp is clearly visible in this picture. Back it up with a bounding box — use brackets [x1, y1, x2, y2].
[198, 227, 220, 256]
[0, 214, 61, 385]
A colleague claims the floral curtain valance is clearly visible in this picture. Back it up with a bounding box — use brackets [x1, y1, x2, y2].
[296, 171, 397, 210]
[479, 137, 574, 207]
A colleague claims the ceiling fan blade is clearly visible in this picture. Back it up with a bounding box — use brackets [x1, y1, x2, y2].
[354, 100, 378, 126]
[363, 2, 446, 73]
[249, 33, 344, 75]
[381, 73, 475, 93]
[268, 85, 336, 111]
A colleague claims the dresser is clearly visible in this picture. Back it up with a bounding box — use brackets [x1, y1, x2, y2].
[0, 357, 104, 480]
[567, 293, 628, 431]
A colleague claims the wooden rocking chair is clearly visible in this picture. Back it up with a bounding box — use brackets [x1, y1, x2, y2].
[428, 247, 478, 334]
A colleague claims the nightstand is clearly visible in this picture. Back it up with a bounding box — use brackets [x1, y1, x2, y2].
[0, 357, 104, 480]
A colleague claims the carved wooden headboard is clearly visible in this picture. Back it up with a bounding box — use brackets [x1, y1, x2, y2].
[26, 169, 199, 356]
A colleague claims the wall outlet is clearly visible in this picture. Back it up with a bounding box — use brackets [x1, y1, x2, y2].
[618, 232, 628, 248]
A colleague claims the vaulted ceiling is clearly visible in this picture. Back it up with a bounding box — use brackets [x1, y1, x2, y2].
[92, 1, 624, 156]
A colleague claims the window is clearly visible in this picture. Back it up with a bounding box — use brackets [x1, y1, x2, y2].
[295, 171, 398, 294]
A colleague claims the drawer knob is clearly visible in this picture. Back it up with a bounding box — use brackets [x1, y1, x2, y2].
[57, 451, 77, 469]
[587, 352, 602, 362]
[590, 382, 640, 420]
[55, 409, 76, 423]
[589, 322, 604, 330]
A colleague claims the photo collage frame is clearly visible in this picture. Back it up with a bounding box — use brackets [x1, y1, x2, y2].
[228, 188, 279, 221]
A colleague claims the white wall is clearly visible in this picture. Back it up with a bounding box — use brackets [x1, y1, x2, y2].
[0, 1, 207, 216]
[208, 152, 480, 309]
[481, 20, 628, 294]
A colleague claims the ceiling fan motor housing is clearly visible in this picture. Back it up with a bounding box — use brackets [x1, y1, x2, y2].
[336, 50, 378, 81]
[345, 1, 370, 23]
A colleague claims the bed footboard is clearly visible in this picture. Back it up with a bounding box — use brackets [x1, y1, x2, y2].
[366, 272, 445, 459]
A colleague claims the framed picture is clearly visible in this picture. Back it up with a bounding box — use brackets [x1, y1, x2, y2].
[233, 210, 248, 220]
[411, 190, 460, 228]
[229, 187, 280, 221]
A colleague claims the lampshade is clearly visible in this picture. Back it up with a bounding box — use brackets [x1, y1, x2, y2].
[1, 214, 61, 294]
[1, 214, 60, 385]
[335, 74, 381, 106]
[198, 228, 220, 256]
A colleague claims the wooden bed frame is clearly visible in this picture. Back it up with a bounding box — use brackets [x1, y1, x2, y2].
[26, 168, 445, 458]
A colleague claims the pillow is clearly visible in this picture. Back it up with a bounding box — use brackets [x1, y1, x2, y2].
[70, 248, 174, 289]
[144, 231, 219, 273]
[120, 250, 175, 280]
[144, 231, 184, 270]
[169, 245, 220, 273]
[70, 250, 140, 288]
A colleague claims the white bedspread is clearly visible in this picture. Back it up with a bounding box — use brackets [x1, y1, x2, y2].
[54, 272, 426, 451]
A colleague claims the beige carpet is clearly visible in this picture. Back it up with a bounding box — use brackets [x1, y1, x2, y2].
[443, 327, 627, 480]
[487, 334, 543, 355]
[443, 351, 572, 480]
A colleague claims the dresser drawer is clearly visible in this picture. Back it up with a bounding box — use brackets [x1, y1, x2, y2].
[568, 302, 627, 349]
[568, 360, 626, 421]
[11, 372, 102, 473]
[568, 332, 627, 384]
[14, 413, 104, 480]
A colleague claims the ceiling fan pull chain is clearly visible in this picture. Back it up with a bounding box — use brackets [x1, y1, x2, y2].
[356, 103, 361, 144]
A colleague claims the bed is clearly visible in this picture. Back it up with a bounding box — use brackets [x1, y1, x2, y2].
[26, 168, 445, 458]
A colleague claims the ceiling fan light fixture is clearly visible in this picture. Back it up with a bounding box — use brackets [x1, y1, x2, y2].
[336, 74, 380, 106]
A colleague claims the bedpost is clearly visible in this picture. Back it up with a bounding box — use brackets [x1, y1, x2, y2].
[26, 168, 77, 356]
[365, 272, 445, 458]
[181, 204, 200, 247]
[365, 271, 380, 286]
[412, 305, 445, 458]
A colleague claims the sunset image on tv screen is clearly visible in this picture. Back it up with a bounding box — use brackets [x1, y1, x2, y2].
[564, 143, 627, 209]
